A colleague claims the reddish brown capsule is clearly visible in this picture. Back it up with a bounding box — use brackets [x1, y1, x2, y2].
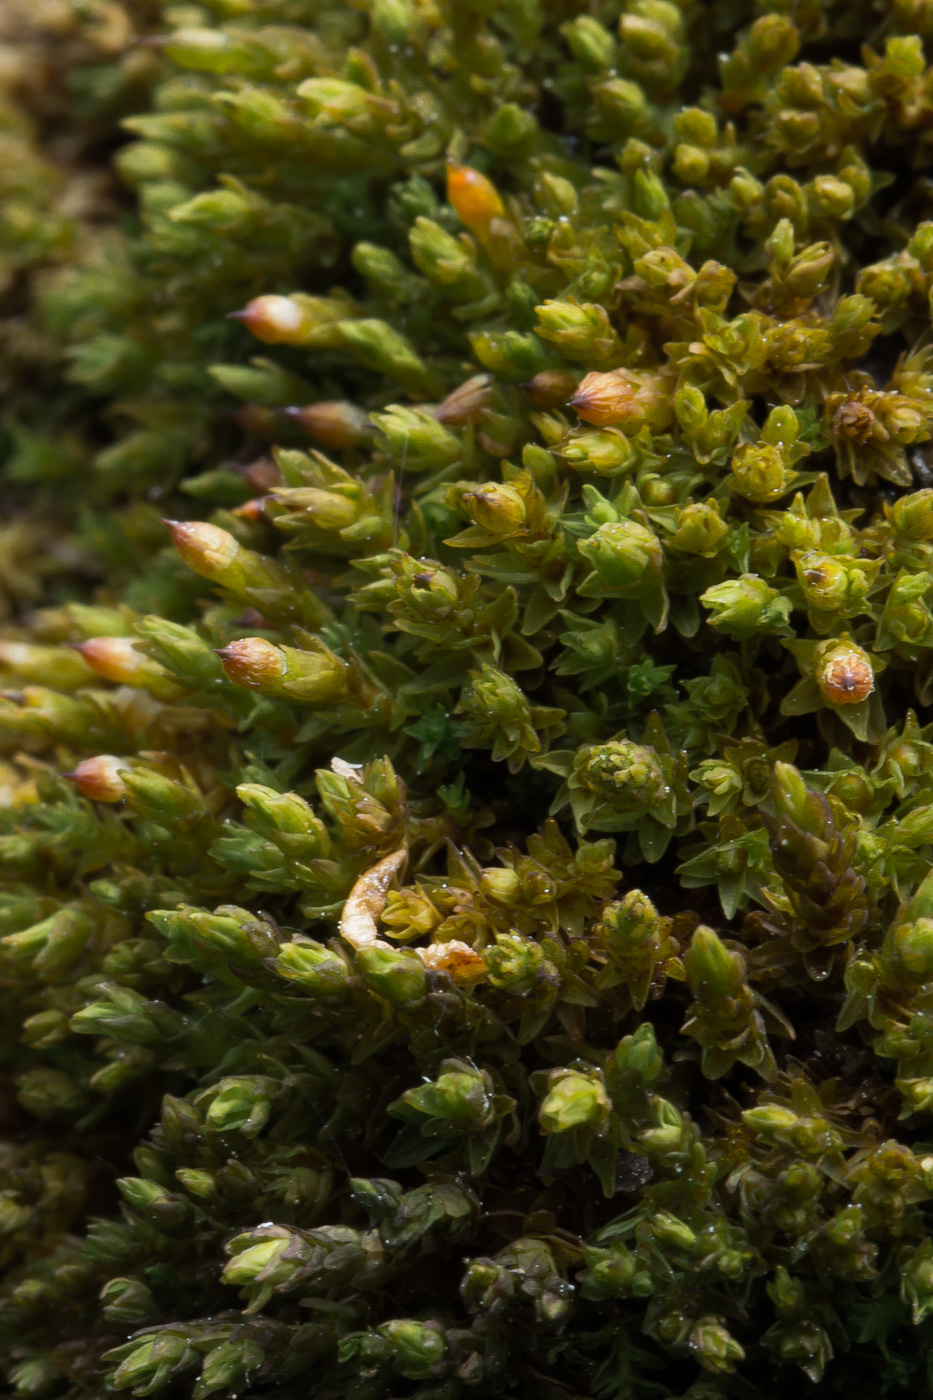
[816, 642, 874, 705]
[570, 369, 639, 427]
[832, 392, 881, 446]
[215, 637, 286, 689]
[570, 368, 674, 432]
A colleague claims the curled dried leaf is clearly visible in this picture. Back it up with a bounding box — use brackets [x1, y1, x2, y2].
[339, 848, 408, 949]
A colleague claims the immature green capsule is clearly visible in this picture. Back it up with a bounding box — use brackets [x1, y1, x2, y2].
[539, 1067, 610, 1132]
[688, 1316, 745, 1374]
[100, 1277, 156, 1325]
[355, 944, 427, 1005]
[578, 520, 662, 588]
[685, 926, 745, 999]
[377, 1319, 447, 1380]
[700, 575, 791, 639]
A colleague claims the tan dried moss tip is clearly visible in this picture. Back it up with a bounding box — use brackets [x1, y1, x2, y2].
[340, 848, 408, 949]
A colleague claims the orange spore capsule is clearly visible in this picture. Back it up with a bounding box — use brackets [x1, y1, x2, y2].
[446, 161, 505, 236]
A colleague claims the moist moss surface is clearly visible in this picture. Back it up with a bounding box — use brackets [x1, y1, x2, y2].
[7, 1, 933, 1397]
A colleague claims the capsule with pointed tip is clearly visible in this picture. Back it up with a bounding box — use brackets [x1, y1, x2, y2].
[75, 638, 181, 700]
[229, 293, 351, 348]
[163, 519, 298, 602]
[215, 637, 349, 706]
[66, 754, 131, 803]
[283, 401, 373, 449]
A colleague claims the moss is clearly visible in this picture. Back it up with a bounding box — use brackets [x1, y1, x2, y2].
[7, 0, 933, 1396]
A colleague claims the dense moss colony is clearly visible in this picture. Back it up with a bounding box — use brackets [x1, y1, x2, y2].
[15, 0, 933, 1396]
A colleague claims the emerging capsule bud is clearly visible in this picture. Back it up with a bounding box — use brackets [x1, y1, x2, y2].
[377, 1319, 447, 1380]
[273, 938, 348, 998]
[164, 520, 240, 577]
[885, 918, 933, 987]
[340, 319, 433, 391]
[229, 294, 311, 343]
[730, 442, 792, 503]
[229, 293, 349, 348]
[700, 575, 791, 640]
[535, 299, 623, 368]
[215, 638, 285, 689]
[539, 1067, 610, 1133]
[741, 1105, 799, 1137]
[484, 932, 545, 992]
[462, 482, 527, 536]
[356, 944, 427, 1005]
[216, 637, 348, 705]
[684, 926, 744, 1000]
[75, 638, 179, 698]
[613, 1021, 664, 1083]
[100, 1277, 156, 1325]
[689, 1316, 745, 1374]
[205, 1076, 274, 1136]
[669, 501, 729, 555]
[66, 755, 131, 803]
[887, 488, 933, 541]
[562, 428, 634, 475]
[578, 519, 662, 589]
